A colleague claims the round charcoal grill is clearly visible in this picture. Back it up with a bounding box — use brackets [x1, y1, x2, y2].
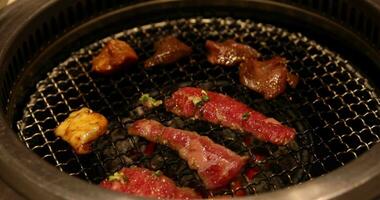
[0, 0, 380, 200]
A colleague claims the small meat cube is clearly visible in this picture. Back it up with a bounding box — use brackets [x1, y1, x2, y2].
[100, 167, 201, 199]
[92, 39, 138, 75]
[239, 57, 299, 99]
[144, 36, 192, 68]
[128, 119, 248, 189]
[55, 107, 108, 154]
[205, 40, 260, 67]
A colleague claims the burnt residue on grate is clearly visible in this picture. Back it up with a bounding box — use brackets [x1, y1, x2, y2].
[16, 17, 380, 196]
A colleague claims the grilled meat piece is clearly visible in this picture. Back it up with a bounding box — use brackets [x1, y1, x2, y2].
[100, 167, 200, 199]
[144, 36, 192, 68]
[92, 39, 138, 75]
[165, 87, 295, 145]
[55, 107, 108, 154]
[205, 40, 260, 67]
[206, 40, 299, 99]
[239, 57, 299, 99]
[128, 119, 248, 189]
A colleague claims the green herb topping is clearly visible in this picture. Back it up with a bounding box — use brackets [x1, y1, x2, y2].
[108, 172, 128, 182]
[154, 170, 162, 177]
[192, 97, 202, 106]
[192, 90, 210, 108]
[242, 112, 250, 120]
[201, 90, 209, 101]
[139, 93, 163, 109]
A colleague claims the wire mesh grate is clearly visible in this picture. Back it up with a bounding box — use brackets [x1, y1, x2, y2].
[16, 17, 380, 197]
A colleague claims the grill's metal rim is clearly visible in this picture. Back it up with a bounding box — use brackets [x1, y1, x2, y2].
[0, 0, 380, 200]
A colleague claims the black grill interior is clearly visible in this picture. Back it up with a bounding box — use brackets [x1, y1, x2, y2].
[16, 18, 380, 197]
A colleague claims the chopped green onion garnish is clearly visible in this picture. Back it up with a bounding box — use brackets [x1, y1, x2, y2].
[108, 172, 127, 182]
[191, 90, 209, 108]
[242, 112, 250, 120]
[154, 170, 162, 177]
[139, 93, 163, 108]
[201, 90, 209, 101]
[139, 94, 150, 103]
[151, 99, 163, 107]
[192, 97, 202, 106]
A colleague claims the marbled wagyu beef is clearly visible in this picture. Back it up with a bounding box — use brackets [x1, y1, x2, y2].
[100, 167, 200, 199]
[128, 119, 248, 189]
[165, 87, 296, 145]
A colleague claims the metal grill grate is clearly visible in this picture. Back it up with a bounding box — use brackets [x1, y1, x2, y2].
[16, 17, 380, 197]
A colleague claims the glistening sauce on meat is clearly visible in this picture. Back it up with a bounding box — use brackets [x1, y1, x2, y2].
[144, 36, 192, 68]
[205, 40, 260, 67]
[92, 39, 138, 75]
[206, 39, 299, 99]
[100, 167, 200, 199]
[54, 107, 108, 154]
[165, 87, 296, 145]
[239, 57, 299, 99]
[128, 119, 248, 189]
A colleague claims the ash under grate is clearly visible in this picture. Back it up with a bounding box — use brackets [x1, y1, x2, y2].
[16, 17, 380, 197]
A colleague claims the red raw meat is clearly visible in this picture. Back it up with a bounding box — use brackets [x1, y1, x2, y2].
[165, 87, 295, 145]
[100, 167, 200, 199]
[128, 119, 248, 189]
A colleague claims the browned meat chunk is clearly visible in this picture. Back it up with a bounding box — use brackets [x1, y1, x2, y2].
[205, 40, 260, 67]
[144, 36, 192, 68]
[239, 57, 299, 99]
[92, 39, 138, 75]
[55, 107, 108, 154]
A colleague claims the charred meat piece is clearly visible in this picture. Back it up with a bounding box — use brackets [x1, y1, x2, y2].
[165, 87, 296, 145]
[100, 167, 200, 199]
[92, 39, 138, 75]
[55, 107, 108, 154]
[128, 119, 248, 189]
[144, 36, 192, 68]
[239, 57, 299, 99]
[205, 40, 260, 67]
